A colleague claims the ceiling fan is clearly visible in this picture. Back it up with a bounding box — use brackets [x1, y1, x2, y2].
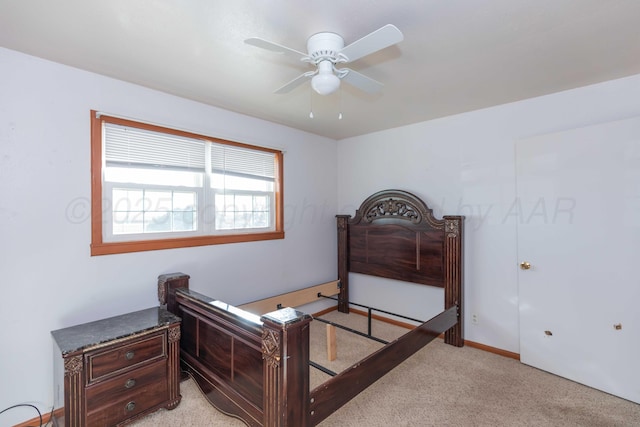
[245, 24, 404, 96]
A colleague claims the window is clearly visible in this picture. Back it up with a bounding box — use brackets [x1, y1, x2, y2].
[91, 111, 284, 255]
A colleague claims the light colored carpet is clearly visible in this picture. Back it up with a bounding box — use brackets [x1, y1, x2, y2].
[131, 312, 640, 427]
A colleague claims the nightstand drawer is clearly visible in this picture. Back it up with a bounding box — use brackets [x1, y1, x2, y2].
[88, 334, 166, 383]
[86, 376, 168, 426]
[86, 359, 167, 409]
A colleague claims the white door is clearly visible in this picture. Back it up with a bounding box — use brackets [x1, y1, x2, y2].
[517, 116, 640, 404]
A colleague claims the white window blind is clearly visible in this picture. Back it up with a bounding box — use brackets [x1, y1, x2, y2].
[211, 143, 275, 181]
[104, 123, 206, 171]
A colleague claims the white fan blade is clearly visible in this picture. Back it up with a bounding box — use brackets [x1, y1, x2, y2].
[339, 68, 383, 94]
[339, 24, 404, 63]
[274, 71, 315, 94]
[244, 37, 307, 59]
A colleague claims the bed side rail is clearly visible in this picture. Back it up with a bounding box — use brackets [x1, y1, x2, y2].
[239, 280, 340, 315]
[308, 305, 459, 426]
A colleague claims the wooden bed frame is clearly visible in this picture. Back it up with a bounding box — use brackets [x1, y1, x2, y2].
[157, 189, 464, 426]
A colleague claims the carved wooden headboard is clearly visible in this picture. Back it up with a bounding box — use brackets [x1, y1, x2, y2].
[336, 189, 464, 345]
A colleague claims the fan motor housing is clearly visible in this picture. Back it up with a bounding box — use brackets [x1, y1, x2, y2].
[306, 32, 344, 63]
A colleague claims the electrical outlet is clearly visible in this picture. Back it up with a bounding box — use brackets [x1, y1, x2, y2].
[471, 313, 479, 325]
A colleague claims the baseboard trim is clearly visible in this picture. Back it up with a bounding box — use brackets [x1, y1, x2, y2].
[313, 305, 339, 317]
[316, 306, 521, 361]
[13, 407, 62, 427]
[464, 340, 520, 360]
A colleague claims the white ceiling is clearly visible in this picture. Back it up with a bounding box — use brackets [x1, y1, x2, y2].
[1, 1, 639, 140]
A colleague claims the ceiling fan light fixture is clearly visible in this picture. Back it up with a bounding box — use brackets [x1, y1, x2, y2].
[311, 73, 340, 95]
[311, 60, 340, 95]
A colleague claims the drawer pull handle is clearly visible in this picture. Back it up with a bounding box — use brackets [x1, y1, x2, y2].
[125, 378, 136, 389]
[125, 351, 135, 360]
[125, 401, 136, 412]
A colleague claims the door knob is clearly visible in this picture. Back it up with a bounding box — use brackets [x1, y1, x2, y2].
[520, 261, 531, 270]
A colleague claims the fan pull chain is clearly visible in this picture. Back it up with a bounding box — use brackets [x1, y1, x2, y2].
[338, 88, 343, 120]
[309, 88, 314, 119]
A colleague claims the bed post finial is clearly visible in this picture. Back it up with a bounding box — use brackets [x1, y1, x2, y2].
[158, 272, 190, 314]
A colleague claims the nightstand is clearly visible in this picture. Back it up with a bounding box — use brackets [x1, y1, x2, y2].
[51, 307, 181, 426]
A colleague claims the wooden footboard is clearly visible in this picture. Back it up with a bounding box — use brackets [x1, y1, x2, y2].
[159, 273, 313, 427]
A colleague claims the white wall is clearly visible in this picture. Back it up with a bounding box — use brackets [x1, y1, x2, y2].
[337, 72, 640, 354]
[0, 47, 337, 426]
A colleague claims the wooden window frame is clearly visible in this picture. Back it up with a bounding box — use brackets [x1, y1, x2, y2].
[90, 111, 284, 256]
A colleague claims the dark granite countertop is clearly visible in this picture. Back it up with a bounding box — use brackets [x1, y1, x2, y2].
[51, 307, 181, 355]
